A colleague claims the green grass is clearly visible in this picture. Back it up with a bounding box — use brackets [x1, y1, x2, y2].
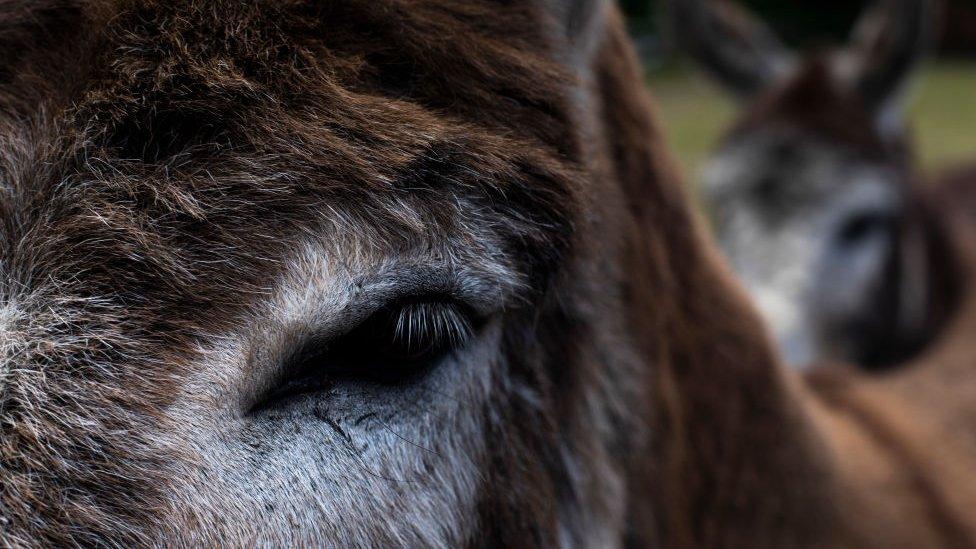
[647, 61, 976, 180]
[910, 62, 976, 171]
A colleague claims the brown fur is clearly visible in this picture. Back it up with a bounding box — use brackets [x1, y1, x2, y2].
[2, 1, 976, 547]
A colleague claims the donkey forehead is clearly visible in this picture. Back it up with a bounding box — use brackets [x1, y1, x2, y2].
[0, 0, 582, 340]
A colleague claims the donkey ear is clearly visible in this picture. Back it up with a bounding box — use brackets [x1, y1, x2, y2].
[847, 0, 936, 122]
[540, 0, 608, 68]
[669, 0, 793, 99]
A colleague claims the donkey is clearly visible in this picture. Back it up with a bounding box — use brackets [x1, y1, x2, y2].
[3, 0, 976, 546]
[673, 0, 972, 369]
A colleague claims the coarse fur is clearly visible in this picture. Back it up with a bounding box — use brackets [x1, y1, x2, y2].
[676, 0, 973, 369]
[2, 1, 976, 547]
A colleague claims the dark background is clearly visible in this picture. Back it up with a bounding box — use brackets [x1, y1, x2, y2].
[623, 0, 976, 57]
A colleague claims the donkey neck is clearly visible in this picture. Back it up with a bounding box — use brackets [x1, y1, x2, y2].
[591, 14, 838, 547]
[591, 10, 976, 547]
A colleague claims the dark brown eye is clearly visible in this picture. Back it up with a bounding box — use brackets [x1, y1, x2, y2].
[324, 299, 475, 381]
[343, 300, 474, 366]
[252, 298, 476, 411]
[836, 211, 894, 246]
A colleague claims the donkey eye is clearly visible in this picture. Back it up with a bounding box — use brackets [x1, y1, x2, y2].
[252, 298, 476, 411]
[836, 211, 894, 246]
[333, 299, 475, 374]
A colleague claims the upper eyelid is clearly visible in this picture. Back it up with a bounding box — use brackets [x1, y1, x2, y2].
[354, 263, 513, 308]
[340, 295, 478, 350]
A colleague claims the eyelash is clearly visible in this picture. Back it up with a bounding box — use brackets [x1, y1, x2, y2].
[252, 299, 475, 411]
[386, 301, 474, 361]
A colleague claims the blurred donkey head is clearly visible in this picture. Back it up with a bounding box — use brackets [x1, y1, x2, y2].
[674, 0, 960, 369]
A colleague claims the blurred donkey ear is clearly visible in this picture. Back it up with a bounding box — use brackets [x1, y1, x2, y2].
[669, 0, 794, 100]
[846, 0, 936, 136]
[540, 0, 609, 69]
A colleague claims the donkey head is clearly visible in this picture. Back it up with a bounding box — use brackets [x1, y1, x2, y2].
[675, 0, 941, 368]
[0, 0, 680, 545]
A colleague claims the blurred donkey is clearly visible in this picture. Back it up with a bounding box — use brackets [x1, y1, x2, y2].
[674, 0, 975, 369]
